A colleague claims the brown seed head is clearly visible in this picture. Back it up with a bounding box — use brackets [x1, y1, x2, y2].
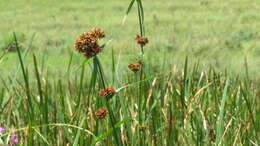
[106, 86, 116, 97]
[98, 86, 116, 99]
[128, 63, 141, 73]
[92, 28, 105, 39]
[75, 28, 105, 58]
[95, 107, 108, 119]
[98, 89, 107, 96]
[139, 125, 149, 131]
[135, 35, 148, 47]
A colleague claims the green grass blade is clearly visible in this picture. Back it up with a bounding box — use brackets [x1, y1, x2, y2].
[122, 0, 136, 24]
[93, 117, 131, 146]
[33, 54, 44, 112]
[215, 80, 229, 145]
[77, 60, 86, 106]
[13, 32, 35, 122]
[33, 127, 50, 145]
[181, 56, 188, 109]
[73, 117, 86, 146]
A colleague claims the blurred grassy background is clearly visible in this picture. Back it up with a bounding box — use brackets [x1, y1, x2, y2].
[0, 0, 260, 78]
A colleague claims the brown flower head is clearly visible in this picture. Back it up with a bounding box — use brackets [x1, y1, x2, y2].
[128, 63, 141, 73]
[139, 125, 149, 131]
[98, 89, 107, 96]
[98, 86, 116, 99]
[75, 28, 105, 58]
[91, 28, 105, 39]
[95, 107, 108, 119]
[135, 35, 148, 47]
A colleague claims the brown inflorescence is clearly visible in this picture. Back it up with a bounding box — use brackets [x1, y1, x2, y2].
[75, 28, 105, 58]
[139, 125, 149, 131]
[98, 86, 116, 99]
[135, 35, 148, 47]
[95, 107, 108, 119]
[128, 63, 141, 73]
[92, 28, 105, 39]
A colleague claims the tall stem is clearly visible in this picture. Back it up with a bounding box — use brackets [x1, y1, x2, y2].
[94, 57, 122, 146]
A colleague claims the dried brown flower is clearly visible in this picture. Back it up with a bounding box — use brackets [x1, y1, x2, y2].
[139, 125, 149, 131]
[98, 86, 116, 99]
[106, 86, 116, 97]
[135, 35, 148, 47]
[98, 89, 107, 96]
[95, 107, 108, 119]
[75, 28, 105, 58]
[92, 28, 105, 39]
[128, 63, 141, 73]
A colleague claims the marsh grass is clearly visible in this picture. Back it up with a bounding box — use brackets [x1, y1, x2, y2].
[0, 44, 259, 145]
[0, 0, 259, 145]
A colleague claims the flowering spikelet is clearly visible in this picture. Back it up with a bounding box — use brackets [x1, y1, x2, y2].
[128, 63, 141, 73]
[99, 86, 116, 99]
[95, 107, 108, 119]
[135, 35, 148, 47]
[75, 28, 105, 58]
[139, 125, 149, 131]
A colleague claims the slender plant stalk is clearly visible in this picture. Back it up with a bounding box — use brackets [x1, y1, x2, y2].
[13, 32, 35, 145]
[94, 57, 122, 146]
[14, 32, 34, 121]
[33, 54, 45, 134]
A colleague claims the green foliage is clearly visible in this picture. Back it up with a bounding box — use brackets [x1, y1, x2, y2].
[0, 35, 259, 144]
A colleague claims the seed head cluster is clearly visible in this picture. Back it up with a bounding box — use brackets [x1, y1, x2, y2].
[95, 107, 108, 119]
[139, 125, 149, 131]
[128, 62, 142, 73]
[75, 28, 105, 58]
[135, 35, 149, 47]
[98, 86, 116, 98]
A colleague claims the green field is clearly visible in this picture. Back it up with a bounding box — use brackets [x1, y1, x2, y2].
[1, 0, 260, 76]
[0, 0, 259, 145]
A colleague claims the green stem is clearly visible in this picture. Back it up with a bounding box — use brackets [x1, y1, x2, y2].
[94, 57, 122, 146]
[13, 32, 34, 145]
[14, 32, 34, 121]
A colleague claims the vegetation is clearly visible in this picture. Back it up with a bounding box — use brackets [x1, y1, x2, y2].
[1, 0, 260, 76]
[0, 0, 259, 145]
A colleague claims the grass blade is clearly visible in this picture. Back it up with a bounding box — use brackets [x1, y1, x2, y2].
[73, 117, 86, 146]
[215, 80, 229, 145]
[122, 0, 136, 24]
